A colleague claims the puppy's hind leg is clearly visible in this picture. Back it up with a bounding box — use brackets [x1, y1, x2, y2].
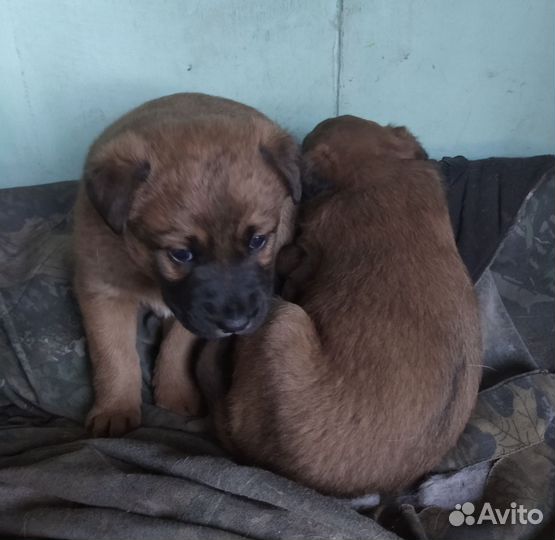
[195, 338, 237, 452]
[154, 318, 202, 417]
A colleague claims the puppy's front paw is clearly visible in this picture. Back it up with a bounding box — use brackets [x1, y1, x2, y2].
[86, 405, 141, 437]
[154, 384, 203, 418]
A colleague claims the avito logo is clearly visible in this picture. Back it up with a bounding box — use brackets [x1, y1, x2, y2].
[449, 502, 543, 527]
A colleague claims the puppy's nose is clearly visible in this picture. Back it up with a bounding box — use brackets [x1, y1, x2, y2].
[218, 316, 250, 334]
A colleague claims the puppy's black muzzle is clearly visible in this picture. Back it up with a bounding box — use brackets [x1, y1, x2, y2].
[161, 261, 273, 339]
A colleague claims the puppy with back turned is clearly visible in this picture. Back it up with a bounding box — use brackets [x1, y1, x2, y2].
[73, 93, 300, 436]
[211, 115, 482, 496]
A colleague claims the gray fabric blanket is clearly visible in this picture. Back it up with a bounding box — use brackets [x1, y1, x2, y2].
[0, 157, 554, 539]
[1, 421, 399, 539]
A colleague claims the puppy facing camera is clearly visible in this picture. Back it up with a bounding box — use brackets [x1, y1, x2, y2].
[73, 93, 299, 436]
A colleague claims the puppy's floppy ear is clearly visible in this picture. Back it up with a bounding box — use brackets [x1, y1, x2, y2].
[84, 133, 151, 234]
[389, 126, 428, 160]
[301, 143, 335, 201]
[260, 132, 302, 204]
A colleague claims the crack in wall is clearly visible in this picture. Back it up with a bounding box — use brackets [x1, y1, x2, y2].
[335, 0, 345, 116]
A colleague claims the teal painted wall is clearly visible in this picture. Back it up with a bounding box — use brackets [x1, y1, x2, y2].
[1, 0, 554, 188]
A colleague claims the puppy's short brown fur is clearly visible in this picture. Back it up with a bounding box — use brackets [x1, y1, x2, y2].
[212, 115, 482, 496]
[73, 93, 299, 436]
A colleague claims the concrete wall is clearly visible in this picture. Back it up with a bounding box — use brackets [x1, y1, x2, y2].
[1, 0, 553, 187]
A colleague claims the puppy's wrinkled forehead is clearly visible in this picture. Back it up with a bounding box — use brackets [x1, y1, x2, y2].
[129, 134, 287, 258]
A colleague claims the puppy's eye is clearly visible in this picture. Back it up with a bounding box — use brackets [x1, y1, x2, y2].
[167, 248, 194, 264]
[248, 233, 267, 252]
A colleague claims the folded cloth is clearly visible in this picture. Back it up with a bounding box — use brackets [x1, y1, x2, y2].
[440, 155, 554, 282]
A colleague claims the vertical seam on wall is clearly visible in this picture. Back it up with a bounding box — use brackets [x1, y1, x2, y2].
[335, 0, 344, 116]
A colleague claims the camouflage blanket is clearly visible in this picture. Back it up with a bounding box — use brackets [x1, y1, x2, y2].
[0, 157, 553, 540]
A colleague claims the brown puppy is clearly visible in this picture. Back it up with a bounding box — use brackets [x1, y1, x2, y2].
[73, 93, 300, 437]
[212, 116, 482, 496]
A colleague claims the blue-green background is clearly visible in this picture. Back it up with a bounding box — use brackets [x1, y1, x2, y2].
[1, 0, 553, 187]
